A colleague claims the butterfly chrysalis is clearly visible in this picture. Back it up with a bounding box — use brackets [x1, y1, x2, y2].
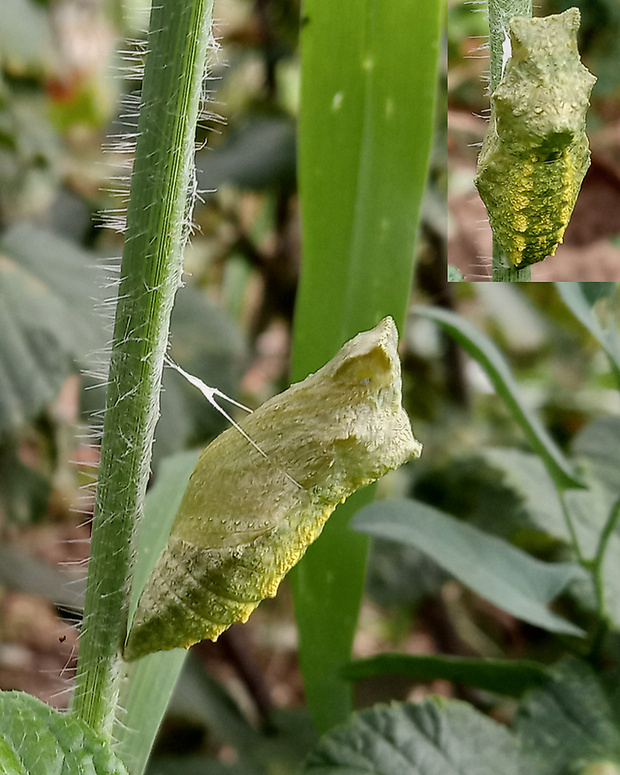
[475, 8, 596, 268]
[124, 317, 421, 661]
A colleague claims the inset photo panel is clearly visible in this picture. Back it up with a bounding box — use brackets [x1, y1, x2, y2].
[447, 0, 620, 282]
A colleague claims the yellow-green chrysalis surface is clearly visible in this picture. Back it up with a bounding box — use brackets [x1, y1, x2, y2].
[124, 317, 421, 661]
[475, 9, 596, 268]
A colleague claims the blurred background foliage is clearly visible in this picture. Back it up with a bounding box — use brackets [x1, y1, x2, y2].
[0, 0, 619, 773]
[447, 0, 620, 280]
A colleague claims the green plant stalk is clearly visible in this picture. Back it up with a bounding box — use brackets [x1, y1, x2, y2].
[291, 0, 441, 732]
[416, 306, 583, 491]
[558, 489, 585, 565]
[487, 0, 532, 282]
[487, 0, 532, 92]
[71, 0, 213, 738]
[493, 239, 532, 282]
[589, 495, 620, 660]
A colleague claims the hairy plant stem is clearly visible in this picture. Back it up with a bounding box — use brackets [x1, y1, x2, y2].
[492, 239, 532, 282]
[71, 0, 214, 737]
[487, 0, 532, 282]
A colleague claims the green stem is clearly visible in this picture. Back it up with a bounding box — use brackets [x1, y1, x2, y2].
[492, 239, 532, 282]
[590, 495, 620, 660]
[71, 0, 213, 737]
[487, 0, 532, 281]
[558, 489, 585, 566]
[487, 0, 532, 92]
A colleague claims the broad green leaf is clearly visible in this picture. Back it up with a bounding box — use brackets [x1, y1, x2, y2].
[414, 445, 620, 629]
[303, 698, 521, 774]
[115, 450, 200, 775]
[343, 654, 549, 698]
[352, 499, 585, 636]
[571, 417, 620, 499]
[0, 691, 127, 775]
[417, 305, 583, 490]
[471, 448, 569, 544]
[115, 650, 186, 775]
[291, 0, 442, 732]
[412, 449, 567, 552]
[0, 735, 23, 775]
[516, 659, 620, 774]
[556, 282, 620, 388]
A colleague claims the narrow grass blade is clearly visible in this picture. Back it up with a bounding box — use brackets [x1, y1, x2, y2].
[291, 0, 442, 732]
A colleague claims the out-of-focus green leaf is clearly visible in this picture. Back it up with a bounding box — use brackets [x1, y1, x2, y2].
[417, 305, 583, 491]
[156, 286, 247, 466]
[414, 445, 620, 628]
[145, 759, 259, 775]
[168, 655, 261, 752]
[515, 659, 620, 774]
[0, 542, 85, 612]
[343, 654, 549, 698]
[303, 699, 521, 774]
[366, 537, 447, 608]
[0, 223, 107, 436]
[421, 448, 569, 546]
[476, 284, 548, 353]
[577, 283, 618, 306]
[122, 652, 316, 775]
[556, 283, 620, 388]
[163, 657, 316, 773]
[80, 284, 247, 469]
[0, 691, 128, 775]
[0, 0, 54, 73]
[572, 417, 620, 500]
[195, 117, 296, 194]
[0, 439, 50, 525]
[291, 0, 442, 732]
[352, 499, 585, 636]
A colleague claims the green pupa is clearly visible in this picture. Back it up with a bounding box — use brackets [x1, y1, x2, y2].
[124, 317, 421, 660]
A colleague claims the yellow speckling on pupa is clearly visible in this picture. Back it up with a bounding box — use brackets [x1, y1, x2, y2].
[124, 317, 422, 660]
